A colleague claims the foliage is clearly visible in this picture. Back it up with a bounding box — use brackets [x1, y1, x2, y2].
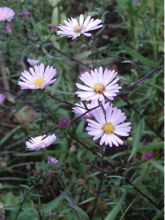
[0, 0, 163, 219]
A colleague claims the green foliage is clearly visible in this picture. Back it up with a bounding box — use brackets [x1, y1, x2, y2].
[0, 0, 163, 219]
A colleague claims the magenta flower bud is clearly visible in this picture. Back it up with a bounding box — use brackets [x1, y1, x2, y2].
[48, 156, 58, 165]
[4, 23, 12, 33]
[19, 11, 30, 19]
[143, 152, 153, 160]
[70, 143, 77, 152]
[59, 118, 70, 128]
[48, 24, 58, 33]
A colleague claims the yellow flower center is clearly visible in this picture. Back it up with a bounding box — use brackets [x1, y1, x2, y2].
[33, 77, 44, 87]
[102, 123, 115, 134]
[94, 83, 105, 93]
[74, 25, 83, 33]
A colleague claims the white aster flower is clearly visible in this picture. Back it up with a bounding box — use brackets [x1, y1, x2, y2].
[26, 134, 56, 151]
[0, 7, 15, 22]
[57, 14, 103, 39]
[26, 58, 39, 66]
[86, 103, 131, 147]
[72, 101, 99, 118]
[18, 63, 57, 90]
[76, 67, 121, 102]
[48, 156, 58, 164]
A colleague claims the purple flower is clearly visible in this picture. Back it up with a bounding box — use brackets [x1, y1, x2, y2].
[4, 23, 12, 33]
[0, 93, 5, 104]
[143, 152, 153, 160]
[48, 24, 58, 32]
[70, 143, 77, 152]
[59, 118, 70, 128]
[48, 156, 58, 165]
[19, 11, 30, 19]
[0, 7, 15, 22]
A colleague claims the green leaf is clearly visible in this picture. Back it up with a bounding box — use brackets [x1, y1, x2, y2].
[105, 192, 126, 220]
[128, 119, 144, 160]
[42, 192, 65, 213]
[137, 142, 164, 152]
[150, 160, 163, 172]
[124, 47, 155, 67]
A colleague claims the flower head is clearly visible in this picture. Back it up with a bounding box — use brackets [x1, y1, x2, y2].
[18, 63, 57, 90]
[70, 143, 77, 152]
[48, 156, 58, 164]
[143, 152, 153, 160]
[0, 93, 5, 104]
[57, 14, 103, 39]
[48, 24, 58, 32]
[4, 23, 12, 33]
[86, 103, 131, 147]
[26, 58, 39, 66]
[19, 11, 30, 19]
[72, 101, 99, 118]
[26, 134, 56, 151]
[76, 67, 121, 102]
[0, 7, 15, 22]
[59, 118, 70, 128]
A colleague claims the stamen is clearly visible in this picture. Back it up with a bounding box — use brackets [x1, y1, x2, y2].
[102, 123, 115, 133]
[33, 77, 44, 87]
[94, 83, 105, 93]
[74, 25, 83, 33]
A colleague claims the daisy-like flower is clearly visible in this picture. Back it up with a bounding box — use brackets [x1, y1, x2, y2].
[0, 93, 5, 104]
[76, 67, 121, 102]
[0, 7, 15, 22]
[26, 58, 39, 66]
[72, 101, 99, 118]
[86, 103, 131, 147]
[57, 14, 103, 39]
[48, 156, 58, 165]
[18, 63, 57, 90]
[26, 134, 56, 151]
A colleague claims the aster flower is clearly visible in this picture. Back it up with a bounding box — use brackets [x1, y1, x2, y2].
[0, 7, 15, 22]
[48, 24, 58, 32]
[0, 93, 5, 104]
[4, 23, 12, 33]
[143, 152, 153, 160]
[18, 63, 57, 90]
[76, 67, 121, 102]
[26, 58, 39, 66]
[59, 118, 70, 128]
[19, 11, 30, 19]
[57, 14, 103, 39]
[48, 156, 58, 165]
[26, 134, 56, 151]
[72, 101, 99, 118]
[86, 103, 131, 147]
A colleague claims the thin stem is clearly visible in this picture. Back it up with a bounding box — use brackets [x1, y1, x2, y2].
[90, 146, 105, 219]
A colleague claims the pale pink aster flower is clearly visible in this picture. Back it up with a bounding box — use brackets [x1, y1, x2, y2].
[0, 7, 15, 22]
[70, 143, 77, 152]
[57, 14, 103, 39]
[26, 134, 56, 151]
[48, 156, 58, 164]
[72, 101, 99, 118]
[0, 93, 5, 104]
[26, 58, 39, 66]
[86, 103, 131, 147]
[76, 67, 121, 102]
[18, 63, 57, 90]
